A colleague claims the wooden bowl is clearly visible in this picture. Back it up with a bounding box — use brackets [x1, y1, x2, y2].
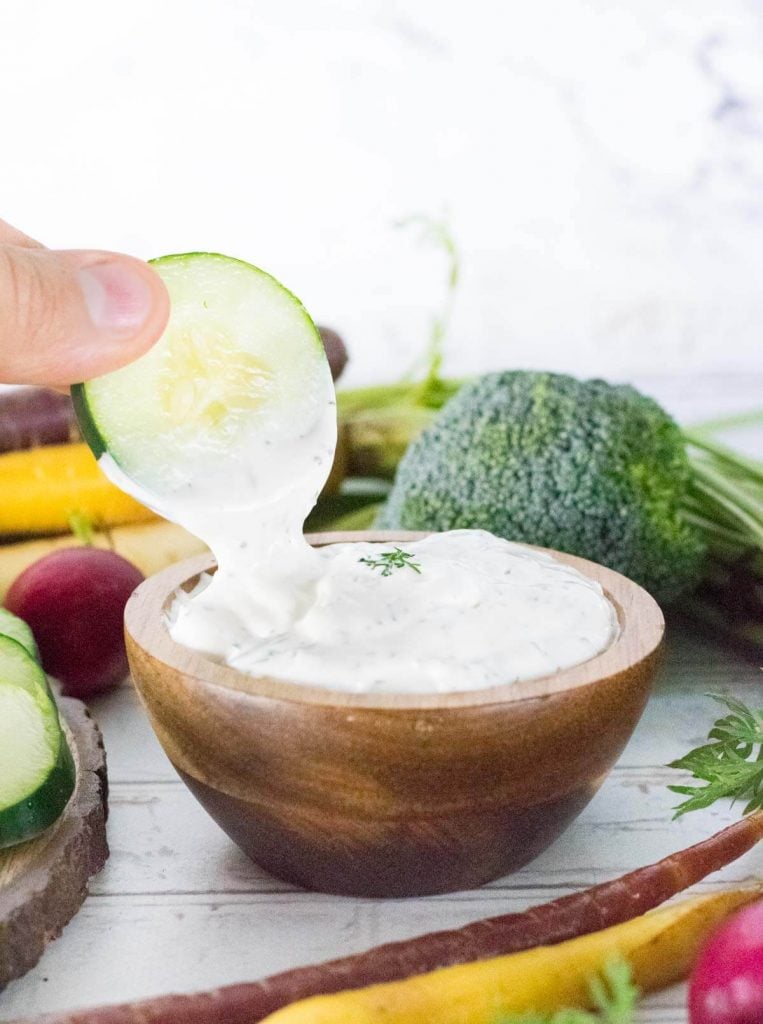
[125, 531, 664, 897]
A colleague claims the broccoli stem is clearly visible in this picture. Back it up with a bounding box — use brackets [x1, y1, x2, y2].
[685, 407, 763, 437]
[688, 469, 763, 546]
[681, 506, 750, 547]
[684, 430, 763, 484]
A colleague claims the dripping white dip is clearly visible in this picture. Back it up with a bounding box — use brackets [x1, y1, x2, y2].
[90, 271, 617, 695]
[154, 351, 618, 694]
[83, 258, 616, 695]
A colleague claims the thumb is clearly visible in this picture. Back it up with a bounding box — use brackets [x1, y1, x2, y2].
[0, 246, 169, 386]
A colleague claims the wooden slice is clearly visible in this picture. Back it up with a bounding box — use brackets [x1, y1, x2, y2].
[0, 698, 108, 990]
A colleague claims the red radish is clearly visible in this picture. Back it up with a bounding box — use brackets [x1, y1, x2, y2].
[5, 548, 144, 698]
[689, 897, 763, 1024]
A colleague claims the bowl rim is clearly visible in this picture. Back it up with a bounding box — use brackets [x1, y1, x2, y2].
[124, 530, 664, 710]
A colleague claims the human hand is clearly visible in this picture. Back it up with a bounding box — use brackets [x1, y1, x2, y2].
[0, 218, 169, 387]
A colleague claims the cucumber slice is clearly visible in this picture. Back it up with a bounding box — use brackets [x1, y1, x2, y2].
[0, 606, 39, 660]
[72, 253, 335, 518]
[0, 632, 53, 703]
[0, 636, 75, 849]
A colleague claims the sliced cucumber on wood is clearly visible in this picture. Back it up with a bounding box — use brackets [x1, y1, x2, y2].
[72, 252, 334, 510]
[0, 636, 75, 849]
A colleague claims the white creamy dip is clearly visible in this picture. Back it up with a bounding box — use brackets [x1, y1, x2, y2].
[99, 305, 617, 693]
[150, 358, 618, 694]
[169, 530, 618, 693]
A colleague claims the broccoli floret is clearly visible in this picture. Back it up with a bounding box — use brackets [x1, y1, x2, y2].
[376, 371, 705, 603]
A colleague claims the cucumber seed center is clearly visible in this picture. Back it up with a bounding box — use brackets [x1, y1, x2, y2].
[159, 329, 272, 437]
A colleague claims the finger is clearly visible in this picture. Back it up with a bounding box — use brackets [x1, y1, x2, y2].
[0, 247, 169, 386]
[0, 218, 44, 248]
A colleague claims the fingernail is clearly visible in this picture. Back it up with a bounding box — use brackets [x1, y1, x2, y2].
[78, 261, 153, 334]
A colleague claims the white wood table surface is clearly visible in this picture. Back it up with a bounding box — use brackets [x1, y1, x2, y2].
[0, 376, 761, 1023]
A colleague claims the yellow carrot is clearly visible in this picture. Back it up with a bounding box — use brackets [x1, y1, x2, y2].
[0, 520, 207, 599]
[0, 443, 157, 536]
[262, 888, 761, 1024]
[0, 430, 345, 536]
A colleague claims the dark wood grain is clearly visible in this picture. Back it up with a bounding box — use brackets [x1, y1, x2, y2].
[124, 532, 664, 896]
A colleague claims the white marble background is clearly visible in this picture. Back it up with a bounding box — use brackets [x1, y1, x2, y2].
[1, 0, 763, 387]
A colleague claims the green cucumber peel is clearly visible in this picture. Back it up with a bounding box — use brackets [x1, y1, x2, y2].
[70, 382, 105, 460]
[0, 729, 75, 849]
[70, 252, 330, 500]
[148, 252, 325, 358]
[0, 607, 39, 661]
[0, 636, 75, 849]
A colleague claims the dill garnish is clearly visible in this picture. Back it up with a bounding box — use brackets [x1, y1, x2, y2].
[359, 547, 422, 578]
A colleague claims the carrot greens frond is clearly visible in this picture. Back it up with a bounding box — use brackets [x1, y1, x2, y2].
[669, 694, 763, 817]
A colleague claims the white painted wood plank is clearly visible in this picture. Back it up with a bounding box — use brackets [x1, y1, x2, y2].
[0, 894, 376, 1016]
[3, 740, 759, 1013]
[637, 986, 691, 1024]
[0, 891, 695, 1019]
[88, 684, 175, 785]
